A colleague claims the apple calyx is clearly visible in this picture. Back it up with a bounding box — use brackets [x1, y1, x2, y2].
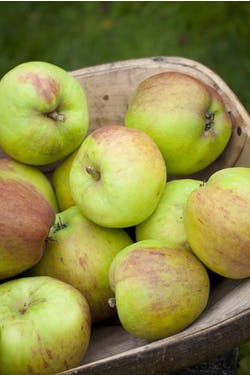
[108, 297, 116, 308]
[46, 109, 65, 122]
[86, 166, 101, 181]
[204, 110, 215, 132]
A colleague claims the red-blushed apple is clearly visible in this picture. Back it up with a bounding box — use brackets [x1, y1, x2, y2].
[52, 149, 78, 211]
[0, 173, 55, 280]
[136, 178, 202, 249]
[28, 205, 133, 322]
[109, 240, 210, 340]
[70, 125, 167, 228]
[0, 61, 88, 166]
[184, 167, 250, 279]
[125, 72, 232, 176]
[0, 157, 58, 213]
[0, 276, 91, 375]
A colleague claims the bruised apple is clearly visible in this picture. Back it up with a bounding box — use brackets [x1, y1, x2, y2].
[109, 240, 209, 340]
[0, 173, 55, 280]
[185, 167, 250, 279]
[125, 72, 232, 176]
[0, 276, 91, 375]
[29, 206, 133, 322]
[0, 61, 88, 166]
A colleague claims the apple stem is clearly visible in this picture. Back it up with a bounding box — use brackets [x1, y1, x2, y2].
[86, 166, 101, 181]
[47, 110, 65, 122]
[50, 216, 68, 234]
[108, 297, 116, 308]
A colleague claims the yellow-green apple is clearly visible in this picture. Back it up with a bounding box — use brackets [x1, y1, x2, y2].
[0, 61, 88, 166]
[0, 173, 55, 280]
[184, 167, 250, 279]
[125, 72, 232, 176]
[70, 125, 167, 228]
[136, 179, 202, 249]
[29, 206, 133, 322]
[0, 276, 91, 375]
[109, 239, 209, 340]
[0, 157, 58, 213]
[52, 149, 78, 211]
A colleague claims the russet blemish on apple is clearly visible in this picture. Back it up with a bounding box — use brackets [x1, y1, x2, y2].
[18, 72, 60, 104]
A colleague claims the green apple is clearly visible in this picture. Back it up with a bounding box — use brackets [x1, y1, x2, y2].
[0, 157, 58, 213]
[109, 240, 209, 340]
[125, 72, 232, 176]
[70, 125, 167, 228]
[0, 173, 55, 280]
[185, 167, 250, 279]
[52, 149, 78, 211]
[29, 206, 133, 322]
[136, 179, 202, 249]
[0, 276, 91, 375]
[0, 61, 88, 166]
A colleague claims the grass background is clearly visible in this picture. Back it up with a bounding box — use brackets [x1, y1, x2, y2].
[0, 1, 250, 111]
[0, 2, 249, 373]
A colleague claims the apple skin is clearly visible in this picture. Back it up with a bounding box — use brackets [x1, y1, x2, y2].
[70, 125, 167, 228]
[0, 173, 55, 280]
[109, 240, 209, 340]
[0, 61, 88, 166]
[184, 167, 250, 279]
[0, 276, 91, 375]
[52, 149, 78, 211]
[29, 205, 133, 322]
[136, 179, 202, 249]
[0, 157, 58, 213]
[125, 72, 232, 176]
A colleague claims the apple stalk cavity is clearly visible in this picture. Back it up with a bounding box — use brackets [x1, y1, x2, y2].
[205, 110, 215, 132]
[86, 165, 101, 181]
[46, 110, 65, 122]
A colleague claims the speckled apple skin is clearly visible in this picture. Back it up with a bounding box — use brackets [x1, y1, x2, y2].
[185, 167, 250, 279]
[109, 240, 209, 340]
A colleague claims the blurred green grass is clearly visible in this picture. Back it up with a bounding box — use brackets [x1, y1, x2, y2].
[0, 2, 250, 111]
[238, 342, 250, 375]
[0, 2, 249, 373]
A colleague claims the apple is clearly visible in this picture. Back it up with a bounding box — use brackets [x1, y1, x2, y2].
[0, 172, 55, 280]
[0, 157, 58, 213]
[109, 239, 210, 340]
[184, 167, 250, 279]
[0, 61, 88, 166]
[136, 178, 202, 249]
[52, 149, 78, 211]
[0, 276, 91, 375]
[70, 125, 167, 228]
[29, 205, 133, 322]
[125, 71, 232, 176]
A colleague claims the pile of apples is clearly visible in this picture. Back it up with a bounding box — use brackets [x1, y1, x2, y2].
[0, 61, 249, 375]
